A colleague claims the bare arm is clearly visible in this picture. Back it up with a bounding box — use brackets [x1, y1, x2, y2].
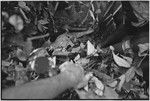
[2, 72, 78, 99]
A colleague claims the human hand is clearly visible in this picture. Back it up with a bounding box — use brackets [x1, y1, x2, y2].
[59, 61, 84, 87]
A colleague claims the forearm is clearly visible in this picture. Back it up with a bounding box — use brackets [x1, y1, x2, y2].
[2, 72, 75, 99]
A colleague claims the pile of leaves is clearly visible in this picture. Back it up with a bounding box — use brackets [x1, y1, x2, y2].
[1, 1, 149, 99]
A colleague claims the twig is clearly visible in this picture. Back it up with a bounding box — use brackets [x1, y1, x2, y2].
[103, 1, 116, 17]
[19, 8, 30, 23]
[113, 4, 122, 16]
[72, 28, 94, 38]
[28, 33, 49, 41]
[54, 2, 59, 11]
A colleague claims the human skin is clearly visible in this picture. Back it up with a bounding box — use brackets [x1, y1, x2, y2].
[2, 62, 84, 99]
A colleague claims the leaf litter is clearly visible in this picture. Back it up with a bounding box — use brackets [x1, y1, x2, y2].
[1, 1, 149, 99]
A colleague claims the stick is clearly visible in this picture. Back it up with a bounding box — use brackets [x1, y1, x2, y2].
[28, 33, 50, 41]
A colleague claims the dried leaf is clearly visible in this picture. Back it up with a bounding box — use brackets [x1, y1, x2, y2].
[84, 85, 89, 91]
[120, 55, 133, 65]
[25, 38, 33, 55]
[94, 89, 103, 96]
[71, 46, 81, 53]
[138, 43, 149, 57]
[18, 1, 30, 11]
[2, 61, 11, 67]
[112, 51, 131, 68]
[117, 74, 126, 91]
[104, 86, 118, 99]
[107, 80, 118, 88]
[16, 48, 27, 61]
[74, 54, 80, 61]
[91, 76, 104, 91]
[47, 2, 55, 16]
[125, 67, 135, 82]
[130, 1, 149, 27]
[135, 68, 143, 77]
[122, 40, 131, 51]
[48, 56, 56, 68]
[29, 48, 48, 61]
[9, 15, 24, 32]
[87, 40, 96, 55]
[76, 58, 90, 66]
[89, 10, 95, 20]
[80, 43, 85, 49]
[92, 70, 113, 84]
[38, 19, 49, 25]
[30, 60, 35, 70]
[2, 11, 9, 18]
